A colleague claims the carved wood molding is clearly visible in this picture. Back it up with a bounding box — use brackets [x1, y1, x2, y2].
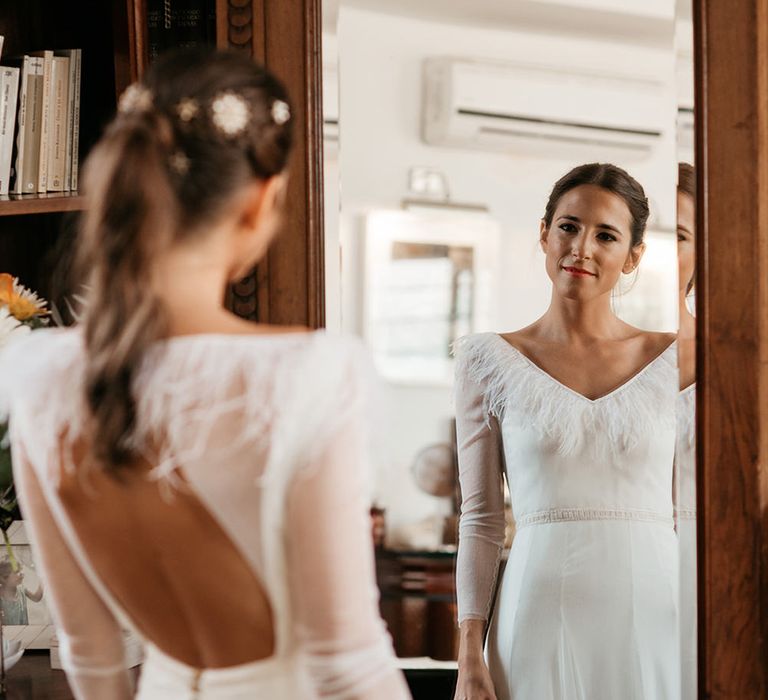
[261, 0, 325, 328]
[217, 0, 325, 327]
[221, 0, 257, 54]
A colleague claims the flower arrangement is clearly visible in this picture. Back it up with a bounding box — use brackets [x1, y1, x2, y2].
[0, 275, 48, 559]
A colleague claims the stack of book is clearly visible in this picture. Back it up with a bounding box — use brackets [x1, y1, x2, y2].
[0, 36, 82, 197]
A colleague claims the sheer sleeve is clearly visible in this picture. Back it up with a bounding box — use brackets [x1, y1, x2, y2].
[285, 405, 410, 699]
[13, 445, 132, 700]
[454, 355, 507, 624]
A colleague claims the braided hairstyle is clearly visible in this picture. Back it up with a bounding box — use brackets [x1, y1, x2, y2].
[74, 48, 293, 472]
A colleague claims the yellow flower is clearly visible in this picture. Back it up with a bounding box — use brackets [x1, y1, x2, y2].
[0, 274, 48, 321]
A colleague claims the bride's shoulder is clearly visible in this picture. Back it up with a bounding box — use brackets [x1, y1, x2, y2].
[0, 327, 80, 386]
[452, 331, 499, 356]
[632, 329, 677, 367]
[227, 330, 373, 394]
[639, 329, 676, 349]
[0, 328, 83, 432]
[292, 332, 374, 388]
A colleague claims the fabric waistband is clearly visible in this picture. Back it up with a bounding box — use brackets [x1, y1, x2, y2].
[516, 507, 674, 529]
[137, 643, 300, 699]
[675, 507, 697, 521]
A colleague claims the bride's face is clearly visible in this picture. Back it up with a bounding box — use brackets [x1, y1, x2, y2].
[540, 184, 644, 302]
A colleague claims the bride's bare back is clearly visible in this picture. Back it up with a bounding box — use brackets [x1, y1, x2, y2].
[57, 444, 275, 668]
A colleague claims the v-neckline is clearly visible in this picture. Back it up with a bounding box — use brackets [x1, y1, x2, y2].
[493, 334, 676, 404]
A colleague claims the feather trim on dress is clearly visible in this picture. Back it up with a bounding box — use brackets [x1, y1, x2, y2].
[0, 329, 372, 489]
[453, 332, 678, 459]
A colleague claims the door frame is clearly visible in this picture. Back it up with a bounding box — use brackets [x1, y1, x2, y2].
[694, 0, 768, 697]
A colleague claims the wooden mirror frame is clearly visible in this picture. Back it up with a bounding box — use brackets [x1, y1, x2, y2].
[120, 1, 768, 695]
[695, 0, 768, 697]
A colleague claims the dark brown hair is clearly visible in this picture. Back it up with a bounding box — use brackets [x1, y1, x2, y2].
[678, 162, 695, 199]
[75, 48, 293, 472]
[543, 163, 650, 248]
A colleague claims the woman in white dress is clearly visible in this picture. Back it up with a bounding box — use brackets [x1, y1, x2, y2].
[675, 162, 697, 700]
[453, 163, 680, 700]
[0, 49, 409, 699]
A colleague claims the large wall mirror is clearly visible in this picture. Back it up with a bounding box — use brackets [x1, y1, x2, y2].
[323, 1, 699, 697]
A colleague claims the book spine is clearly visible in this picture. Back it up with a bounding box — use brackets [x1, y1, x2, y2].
[0, 67, 20, 195]
[56, 50, 77, 191]
[147, 1, 163, 63]
[174, 1, 208, 49]
[21, 57, 44, 194]
[47, 57, 68, 192]
[35, 51, 53, 192]
[70, 49, 81, 192]
[10, 57, 29, 195]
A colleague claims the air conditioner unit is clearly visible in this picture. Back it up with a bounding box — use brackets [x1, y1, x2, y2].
[423, 58, 669, 157]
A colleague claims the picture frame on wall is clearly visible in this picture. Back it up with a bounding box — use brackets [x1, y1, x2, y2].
[2, 521, 55, 651]
[2, 521, 144, 670]
[363, 208, 501, 386]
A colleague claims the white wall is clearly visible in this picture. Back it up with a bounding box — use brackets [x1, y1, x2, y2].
[331, 6, 678, 540]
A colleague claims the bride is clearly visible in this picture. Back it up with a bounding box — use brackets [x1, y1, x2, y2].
[453, 163, 680, 700]
[0, 48, 408, 699]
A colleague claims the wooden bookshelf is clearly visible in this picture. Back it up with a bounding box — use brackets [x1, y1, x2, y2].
[0, 0, 324, 328]
[0, 193, 86, 216]
[0, 0, 124, 308]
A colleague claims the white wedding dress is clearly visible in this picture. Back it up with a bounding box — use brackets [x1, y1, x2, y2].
[0, 329, 409, 699]
[676, 385, 696, 700]
[454, 332, 680, 700]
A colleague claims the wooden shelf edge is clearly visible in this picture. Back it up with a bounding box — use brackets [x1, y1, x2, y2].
[0, 194, 87, 217]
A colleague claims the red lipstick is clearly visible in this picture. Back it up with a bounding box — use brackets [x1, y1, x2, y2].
[562, 266, 596, 277]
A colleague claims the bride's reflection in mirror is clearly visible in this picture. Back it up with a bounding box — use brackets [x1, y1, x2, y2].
[453, 164, 679, 700]
[322, 1, 683, 695]
[676, 161, 696, 700]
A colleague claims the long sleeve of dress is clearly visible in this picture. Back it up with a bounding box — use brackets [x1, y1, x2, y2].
[454, 364, 507, 624]
[285, 408, 410, 699]
[13, 446, 132, 700]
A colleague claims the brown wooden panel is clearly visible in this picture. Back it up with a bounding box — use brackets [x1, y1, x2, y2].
[219, 0, 263, 321]
[112, 0, 134, 94]
[134, 0, 149, 80]
[262, 0, 325, 327]
[694, 0, 768, 697]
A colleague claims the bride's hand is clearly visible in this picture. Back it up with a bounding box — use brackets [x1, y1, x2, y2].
[454, 653, 497, 700]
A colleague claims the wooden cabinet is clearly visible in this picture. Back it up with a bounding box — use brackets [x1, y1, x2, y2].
[0, 0, 324, 328]
[376, 550, 459, 661]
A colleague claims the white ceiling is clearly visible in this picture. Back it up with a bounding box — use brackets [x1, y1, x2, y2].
[323, 0, 678, 47]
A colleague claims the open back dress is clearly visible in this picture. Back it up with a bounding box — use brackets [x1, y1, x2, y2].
[0, 328, 409, 700]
